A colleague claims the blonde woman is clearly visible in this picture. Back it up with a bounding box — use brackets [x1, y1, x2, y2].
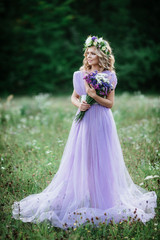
[12, 35, 157, 230]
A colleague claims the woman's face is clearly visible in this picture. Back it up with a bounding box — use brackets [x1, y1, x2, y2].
[86, 46, 99, 66]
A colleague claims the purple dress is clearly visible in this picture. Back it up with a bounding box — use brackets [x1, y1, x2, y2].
[12, 70, 157, 229]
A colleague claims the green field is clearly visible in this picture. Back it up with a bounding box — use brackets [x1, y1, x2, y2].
[0, 93, 159, 240]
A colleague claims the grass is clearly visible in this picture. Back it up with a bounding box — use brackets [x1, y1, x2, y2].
[0, 92, 159, 240]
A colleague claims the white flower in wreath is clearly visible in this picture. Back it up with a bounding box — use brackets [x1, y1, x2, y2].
[98, 37, 103, 43]
[105, 48, 109, 54]
[102, 46, 106, 51]
[85, 36, 92, 46]
[93, 41, 98, 46]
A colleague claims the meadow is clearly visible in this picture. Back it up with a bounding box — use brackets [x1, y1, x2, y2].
[0, 93, 159, 240]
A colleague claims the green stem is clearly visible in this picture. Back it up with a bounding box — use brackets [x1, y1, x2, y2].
[75, 95, 96, 123]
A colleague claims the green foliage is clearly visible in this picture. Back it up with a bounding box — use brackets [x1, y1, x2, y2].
[0, 94, 159, 239]
[0, 0, 160, 95]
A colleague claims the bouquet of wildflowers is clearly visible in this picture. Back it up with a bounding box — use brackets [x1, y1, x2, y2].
[75, 70, 114, 123]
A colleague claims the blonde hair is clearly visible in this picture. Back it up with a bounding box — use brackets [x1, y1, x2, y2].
[79, 40, 115, 73]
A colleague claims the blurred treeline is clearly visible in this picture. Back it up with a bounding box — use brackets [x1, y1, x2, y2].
[1, 0, 160, 95]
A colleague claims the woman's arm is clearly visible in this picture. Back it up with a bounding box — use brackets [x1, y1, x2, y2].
[71, 90, 91, 111]
[84, 80, 114, 108]
[93, 90, 114, 108]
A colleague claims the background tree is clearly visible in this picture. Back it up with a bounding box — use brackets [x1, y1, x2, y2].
[0, 0, 159, 95]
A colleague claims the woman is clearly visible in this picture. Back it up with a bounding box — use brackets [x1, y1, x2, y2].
[12, 35, 157, 230]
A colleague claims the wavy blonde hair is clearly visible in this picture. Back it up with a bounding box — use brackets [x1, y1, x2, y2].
[79, 39, 115, 73]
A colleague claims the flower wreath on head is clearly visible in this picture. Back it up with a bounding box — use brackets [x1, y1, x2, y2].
[83, 35, 110, 56]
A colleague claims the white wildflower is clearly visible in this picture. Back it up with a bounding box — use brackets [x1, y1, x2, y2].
[20, 118, 27, 123]
[32, 140, 37, 145]
[35, 116, 40, 121]
[144, 175, 159, 180]
[35, 146, 40, 150]
[135, 145, 140, 150]
[5, 114, 10, 121]
[46, 150, 52, 154]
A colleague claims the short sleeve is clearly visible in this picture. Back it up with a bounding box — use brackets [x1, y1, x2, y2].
[72, 71, 85, 96]
[73, 71, 81, 95]
[73, 72, 76, 90]
[109, 72, 118, 90]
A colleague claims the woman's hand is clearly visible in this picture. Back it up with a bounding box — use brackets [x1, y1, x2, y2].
[84, 80, 97, 99]
[79, 100, 90, 111]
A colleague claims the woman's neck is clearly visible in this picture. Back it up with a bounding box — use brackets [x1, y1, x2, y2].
[90, 65, 101, 72]
[86, 68, 104, 73]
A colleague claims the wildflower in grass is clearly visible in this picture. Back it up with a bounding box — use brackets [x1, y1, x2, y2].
[35, 116, 40, 121]
[144, 175, 159, 180]
[32, 139, 37, 145]
[20, 118, 27, 123]
[45, 150, 52, 154]
[139, 182, 144, 186]
[47, 162, 52, 166]
[35, 146, 40, 150]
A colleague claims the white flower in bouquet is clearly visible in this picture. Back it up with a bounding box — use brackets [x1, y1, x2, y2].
[95, 73, 109, 84]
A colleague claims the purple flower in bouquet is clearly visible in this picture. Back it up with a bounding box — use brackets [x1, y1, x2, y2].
[75, 71, 114, 123]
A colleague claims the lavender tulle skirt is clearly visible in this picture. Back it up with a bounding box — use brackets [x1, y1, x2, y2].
[12, 97, 157, 229]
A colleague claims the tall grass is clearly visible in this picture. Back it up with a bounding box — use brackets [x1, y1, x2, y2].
[0, 93, 159, 240]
